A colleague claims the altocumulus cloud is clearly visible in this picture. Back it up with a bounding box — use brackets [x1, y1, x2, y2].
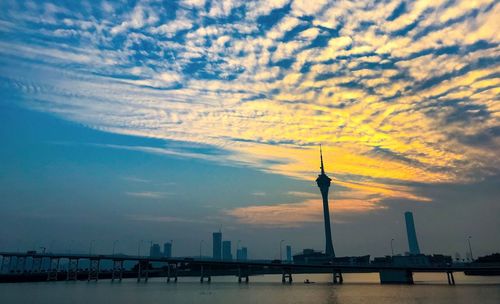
[0, 0, 499, 224]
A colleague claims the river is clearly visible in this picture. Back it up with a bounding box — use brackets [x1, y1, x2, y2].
[0, 273, 499, 304]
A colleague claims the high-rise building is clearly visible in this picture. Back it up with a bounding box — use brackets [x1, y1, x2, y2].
[316, 146, 336, 257]
[286, 245, 292, 262]
[241, 247, 248, 260]
[150, 243, 162, 258]
[212, 231, 222, 260]
[405, 211, 421, 255]
[222, 240, 232, 260]
[163, 242, 172, 258]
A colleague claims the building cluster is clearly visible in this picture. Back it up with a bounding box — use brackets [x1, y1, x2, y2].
[213, 230, 248, 261]
[149, 242, 172, 258]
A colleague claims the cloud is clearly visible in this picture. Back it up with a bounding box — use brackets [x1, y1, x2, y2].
[125, 192, 172, 199]
[225, 197, 385, 227]
[1, 0, 499, 214]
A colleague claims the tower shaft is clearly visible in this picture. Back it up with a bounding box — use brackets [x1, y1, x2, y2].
[320, 186, 335, 256]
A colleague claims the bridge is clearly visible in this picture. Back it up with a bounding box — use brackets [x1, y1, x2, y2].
[1, 251, 499, 285]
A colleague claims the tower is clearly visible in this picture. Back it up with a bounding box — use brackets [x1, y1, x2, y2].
[405, 211, 421, 255]
[316, 146, 336, 257]
[163, 242, 172, 258]
[212, 231, 222, 260]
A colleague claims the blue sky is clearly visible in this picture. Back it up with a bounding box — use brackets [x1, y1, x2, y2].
[0, 0, 499, 258]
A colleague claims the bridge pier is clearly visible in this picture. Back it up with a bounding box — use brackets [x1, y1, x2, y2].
[87, 258, 100, 282]
[446, 271, 456, 285]
[0, 256, 12, 273]
[200, 265, 211, 283]
[111, 260, 123, 282]
[332, 270, 343, 284]
[282, 268, 292, 284]
[238, 267, 249, 283]
[31, 257, 43, 273]
[15, 256, 26, 274]
[47, 257, 60, 281]
[166, 263, 178, 283]
[137, 260, 150, 283]
[66, 258, 79, 281]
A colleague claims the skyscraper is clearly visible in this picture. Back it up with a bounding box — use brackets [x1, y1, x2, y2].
[405, 211, 421, 255]
[286, 245, 292, 262]
[316, 146, 336, 257]
[149, 243, 162, 258]
[163, 242, 172, 258]
[212, 231, 222, 260]
[222, 240, 232, 260]
[241, 247, 248, 260]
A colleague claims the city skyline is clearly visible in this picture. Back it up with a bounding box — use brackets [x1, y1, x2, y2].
[0, 0, 499, 260]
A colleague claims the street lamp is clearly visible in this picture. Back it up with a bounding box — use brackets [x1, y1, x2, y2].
[237, 240, 241, 260]
[280, 240, 285, 261]
[390, 238, 395, 256]
[137, 240, 143, 257]
[467, 236, 474, 261]
[199, 240, 204, 259]
[112, 240, 119, 255]
[89, 240, 95, 255]
[68, 240, 74, 254]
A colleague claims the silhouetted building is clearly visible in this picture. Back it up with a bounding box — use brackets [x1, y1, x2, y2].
[405, 211, 421, 255]
[236, 247, 248, 260]
[163, 242, 172, 258]
[149, 243, 161, 258]
[241, 247, 248, 260]
[222, 240, 232, 260]
[316, 146, 335, 257]
[212, 231, 222, 260]
[286, 245, 292, 262]
[293, 248, 369, 265]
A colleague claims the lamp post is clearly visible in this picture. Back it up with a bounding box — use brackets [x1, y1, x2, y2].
[390, 238, 395, 256]
[88, 240, 95, 255]
[112, 240, 119, 255]
[237, 240, 241, 260]
[68, 240, 74, 254]
[137, 240, 143, 257]
[199, 240, 205, 259]
[467, 236, 474, 261]
[280, 240, 285, 261]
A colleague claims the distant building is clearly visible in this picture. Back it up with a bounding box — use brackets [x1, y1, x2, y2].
[213, 231, 222, 260]
[222, 240, 232, 260]
[241, 247, 248, 260]
[236, 247, 248, 260]
[286, 245, 292, 262]
[405, 212, 421, 255]
[293, 248, 369, 265]
[150, 243, 162, 258]
[163, 242, 172, 258]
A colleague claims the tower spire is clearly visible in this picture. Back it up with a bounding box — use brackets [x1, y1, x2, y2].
[320, 145, 325, 175]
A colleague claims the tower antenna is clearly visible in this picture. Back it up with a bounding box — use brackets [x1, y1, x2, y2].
[320, 145, 325, 174]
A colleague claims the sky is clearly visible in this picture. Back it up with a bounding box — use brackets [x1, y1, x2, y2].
[0, 0, 499, 259]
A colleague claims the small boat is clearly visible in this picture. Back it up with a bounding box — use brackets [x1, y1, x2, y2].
[304, 279, 315, 284]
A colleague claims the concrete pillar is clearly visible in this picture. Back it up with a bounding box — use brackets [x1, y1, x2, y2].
[447, 272, 455, 285]
[333, 270, 343, 284]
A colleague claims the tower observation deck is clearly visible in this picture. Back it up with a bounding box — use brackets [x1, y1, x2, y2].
[316, 146, 336, 257]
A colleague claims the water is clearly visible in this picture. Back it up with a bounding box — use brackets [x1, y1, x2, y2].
[0, 273, 499, 304]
